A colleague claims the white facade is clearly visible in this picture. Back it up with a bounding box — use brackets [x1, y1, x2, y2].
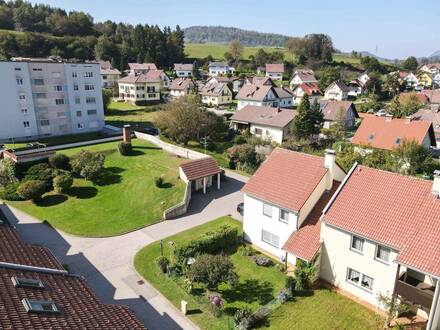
[0, 60, 104, 141]
[237, 89, 278, 110]
[403, 73, 419, 89]
[208, 64, 235, 76]
[175, 70, 192, 77]
[292, 87, 321, 106]
[250, 124, 287, 144]
[324, 84, 348, 101]
[266, 72, 283, 81]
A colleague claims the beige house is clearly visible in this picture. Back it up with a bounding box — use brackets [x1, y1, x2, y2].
[118, 74, 161, 105]
[200, 82, 232, 106]
[99, 61, 121, 88]
[169, 78, 194, 98]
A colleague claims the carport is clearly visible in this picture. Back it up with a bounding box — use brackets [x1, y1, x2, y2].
[179, 157, 222, 194]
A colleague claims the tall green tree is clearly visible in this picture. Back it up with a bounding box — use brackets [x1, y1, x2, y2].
[290, 95, 324, 139]
[402, 56, 418, 71]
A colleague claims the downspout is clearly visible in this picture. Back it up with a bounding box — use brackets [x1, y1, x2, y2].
[427, 280, 440, 330]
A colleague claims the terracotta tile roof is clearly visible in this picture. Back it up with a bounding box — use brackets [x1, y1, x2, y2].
[399, 71, 409, 79]
[98, 60, 111, 70]
[421, 89, 440, 104]
[180, 157, 221, 181]
[247, 76, 275, 86]
[293, 82, 322, 96]
[101, 68, 121, 75]
[0, 224, 64, 271]
[283, 181, 341, 261]
[323, 165, 440, 277]
[320, 101, 358, 122]
[230, 105, 295, 128]
[236, 85, 274, 102]
[325, 80, 349, 93]
[351, 116, 435, 150]
[174, 63, 193, 71]
[412, 107, 440, 134]
[0, 268, 145, 329]
[242, 148, 328, 212]
[266, 63, 284, 73]
[399, 92, 429, 104]
[209, 76, 231, 83]
[274, 87, 293, 99]
[128, 63, 157, 70]
[118, 73, 161, 84]
[293, 70, 317, 83]
[209, 61, 230, 67]
[200, 82, 228, 96]
[425, 63, 440, 70]
[170, 78, 193, 91]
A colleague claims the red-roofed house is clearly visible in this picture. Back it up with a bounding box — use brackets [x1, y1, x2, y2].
[351, 116, 436, 151]
[174, 63, 193, 77]
[320, 164, 440, 327]
[242, 148, 346, 261]
[291, 82, 322, 106]
[289, 69, 318, 89]
[118, 74, 161, 105]
[179, 157, 222, 194]
[128, 63, 157, 76]
[265, 63, 284, 81]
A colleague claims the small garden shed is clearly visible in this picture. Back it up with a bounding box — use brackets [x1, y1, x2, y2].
[179, 157, 222, 194]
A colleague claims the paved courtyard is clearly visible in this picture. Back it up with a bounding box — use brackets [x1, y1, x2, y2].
[2, 170, 246, 330]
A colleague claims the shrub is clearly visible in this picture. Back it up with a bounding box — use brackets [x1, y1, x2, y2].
[155, 176, 164, 188]
[186, 254, 237, 290]
[17, 180, 46, 201]
[277, 289, 291, 304]
[71, 150, 105, 181]
[254, 256, 273, 267]
[233, 307, 254, 330]
[53, 173, 73, 193]
[208, 293, 224, 317]
[0, 182, 23, 201]
[285, 276, 296, 295]
[24, 163, 54, 191]
[48, 154, 70, 170]
[294, 259, 316, 290]
[0, 158, 17, 187]
[155, 256, 169, 273]
[174, 225, 238, 264]
[118, 142, 132, 156]
[233, 134, 247, 145]
[238, 245, 255, 257]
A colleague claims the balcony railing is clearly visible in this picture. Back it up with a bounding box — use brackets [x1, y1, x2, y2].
[395, 274, 434, 309]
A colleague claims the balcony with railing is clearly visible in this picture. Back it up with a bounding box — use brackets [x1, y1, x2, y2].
[395, 271, 435, 309]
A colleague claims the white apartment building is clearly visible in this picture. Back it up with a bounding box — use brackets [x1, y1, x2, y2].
[0, 59, 104, 142]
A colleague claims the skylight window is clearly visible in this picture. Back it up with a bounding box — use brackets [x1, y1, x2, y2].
[395, 137, 401, 145]
[22, 299, 59, 314]
[12, 277, 44, 289]
[368, 133, 375, 141]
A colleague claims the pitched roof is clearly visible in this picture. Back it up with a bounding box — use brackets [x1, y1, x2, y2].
[242, 148, 328, 212]
[247, 76, 275, 86]
[412, 107, 440, 134]
[200, 82, 227, 96]
[174, 63, 193, 71]
[101, 68, 121, 75]
[0, 268, 145, 329]
[230, 105, 295, 128]
[0, 224, 64, 271]
[274, 87, 293, 99]
[98, 60, 111, 70]
[236, 85, 274, 102]
[209, 61, 229, 67]
[169, 78, 193, 91]
[292, 71, 317, 83]
[351, 116, 435, 150]
[283, 181, 340, 261]
[293, 82, 322, 96]
[320, 101, 358, 121]
[325, 80, 349, 93]
[421, 89, 440, 104]
[209, 76, 231, 83]
[118, 73, 161, 84]
[323, 165, 440, 278]
[424, 63, 440, 70]
[180, 157, 221, 181]
[399, 92, 429, 104]
[128, 63, 157, 70]
[266, 63, 284, 73]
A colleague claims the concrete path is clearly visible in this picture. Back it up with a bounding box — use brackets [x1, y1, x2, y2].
[2, 172, 247, 330]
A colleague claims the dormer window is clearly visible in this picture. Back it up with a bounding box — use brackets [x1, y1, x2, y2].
[22, 299, 59, 314]
[12, 277, 44, 289]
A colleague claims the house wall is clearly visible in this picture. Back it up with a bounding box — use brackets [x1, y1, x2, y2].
[170, 89, 187, 97]
[243, 193, 299, 261]
[279, 97, 293, 108]
[118, 82, 161, 103]
[209, 66, 234, 76]
[266, 72, 283, 81]
[250, 124, 284, 144]
[324, 85, 347, 101]
[101, 73, 120, 88]
[320, 222, 399, 309]
[176, 70, 192, 77]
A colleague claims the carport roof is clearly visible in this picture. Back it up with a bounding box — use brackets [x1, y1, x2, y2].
[180, 157, 221, 181]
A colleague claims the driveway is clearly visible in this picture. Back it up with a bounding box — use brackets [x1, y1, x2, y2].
[1, 171, 246, 330]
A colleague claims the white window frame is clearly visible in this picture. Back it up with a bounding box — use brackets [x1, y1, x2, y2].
[346, 267, 374, 292]
[261, 229, 279, 248]
[350, 235, 364, 253]
[375, 244, 391, 264]
[263, 203, 272, 218]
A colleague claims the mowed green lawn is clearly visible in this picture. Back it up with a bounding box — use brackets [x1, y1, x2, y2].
[185, 43, 286, 60]
[9, 140, 185, 237]
[105, 101, 162, 131]
[265, 288, 384, 329]
[134, 216, 286, 330]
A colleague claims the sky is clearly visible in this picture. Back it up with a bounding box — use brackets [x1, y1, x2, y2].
[29, 0, 440, 59]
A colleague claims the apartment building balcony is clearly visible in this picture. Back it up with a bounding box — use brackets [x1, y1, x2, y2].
[395, 271, 435, 309]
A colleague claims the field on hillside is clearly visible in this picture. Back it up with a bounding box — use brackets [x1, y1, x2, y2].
[185, 43, 286, 60]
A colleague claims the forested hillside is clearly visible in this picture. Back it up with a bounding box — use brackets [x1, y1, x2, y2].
[0, 0, 185, 70]
[183, 26, 290, 47]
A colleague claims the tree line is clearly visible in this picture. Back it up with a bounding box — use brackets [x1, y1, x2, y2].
[0, 0, 185, 69]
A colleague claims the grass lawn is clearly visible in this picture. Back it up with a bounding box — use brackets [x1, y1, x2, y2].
[105, 101, 162, 131]
[185, 43, 286, 60]
[8, 140, 185, 237]
[265, 288, 384, 329]
[134, 216, 287, 330]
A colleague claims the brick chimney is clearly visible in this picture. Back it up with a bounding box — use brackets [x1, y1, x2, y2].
[123, 124, 132, 144]
[432, 170, 440, 196]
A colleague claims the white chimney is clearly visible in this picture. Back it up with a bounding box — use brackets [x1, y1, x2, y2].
[404, 116, 413, 124]
[432, 170, 440, 196]
[385, 114, 393, 122]
[324, 149, 336, 170]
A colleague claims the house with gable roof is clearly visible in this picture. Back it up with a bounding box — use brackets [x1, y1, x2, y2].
[292, 82, 322, 106]
[266, 63, 285, 81]
[289, 69, 318, 89]
[324, 80, 350, 101]
[236, 84, 279, 110]
[200, 82, 232, 106]
[174, 63, 193, 77]
[128, 63, 157, 76]
[208, 62, 235, 76]
[169, 78, 194, 98]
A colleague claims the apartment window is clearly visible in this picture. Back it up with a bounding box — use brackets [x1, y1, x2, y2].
[76, 111, 82, 117]
[263, 203, 272, 217]
[147, 86, 155, 93]
[12, 277, 44, 289]
[136, 86, 145, 91]
[84, 71, 94, 78]
[21, 108, 28, 114]
[33, 79, 44, 86]
[279, 209, 289, 224]
[40, 119, 50, 126]
[35, 93, 46, 99]
[87, 109, 97, 116]
[75, 97, 81, 104]
[51, 72, 61, 78]
[84, 84, 95, 91]
[14, 67, 22, 71]
[32, 68, 42, 71]
[350, 235, 364, 253]
[22, 299, 59, 314]
[77, 123, 84, 129]
[346, 268, 374, 291]
[255, 128, 263, 136]
[16, 78, 24, 85]
[376, 245, 391, 263]
[55, 98, 64, 105]
[23, 121, 30, 128]
[53, 85, 63, 92]
[19, 94, 26, 100]
[73, 84, 79, 91]
[72, 72, 78, 78]
[86, 97, 96, 104]
[261, 229, 279, 248]
[57, 112, 66, 118]
[148, 93, 156, 98]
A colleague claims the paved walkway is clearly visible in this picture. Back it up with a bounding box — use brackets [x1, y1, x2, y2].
[2, 171, 247, 330]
